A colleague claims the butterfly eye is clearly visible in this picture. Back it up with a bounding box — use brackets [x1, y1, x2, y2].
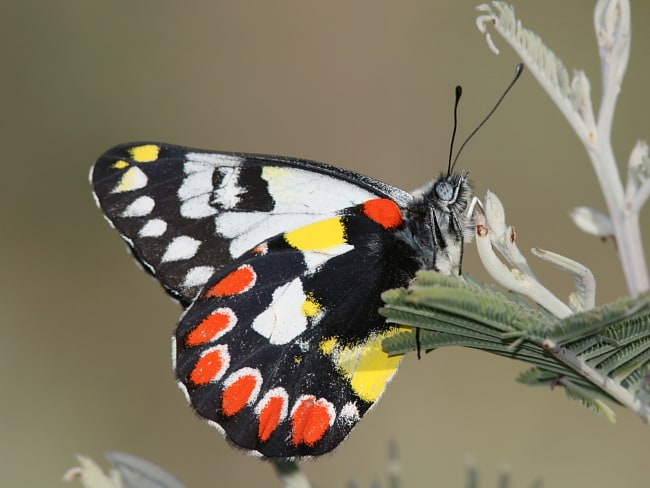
[434, 180, 454, 202]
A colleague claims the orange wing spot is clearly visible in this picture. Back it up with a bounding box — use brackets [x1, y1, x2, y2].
[362, 198, 403, 230]
[222, 374, 259, 416]
[291, 396, 334, 447]
[186, 309, 236, 347]
[205, 265, 256, 298]
[258, 396, 286, 442]
[189, 346, 229, 385]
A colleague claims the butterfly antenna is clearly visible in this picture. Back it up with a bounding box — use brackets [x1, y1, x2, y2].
[447, 85, 463, 176]
[449, 63, 524, 173]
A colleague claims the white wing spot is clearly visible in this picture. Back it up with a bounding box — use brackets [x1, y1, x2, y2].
[161, 235, 202, 263]
[339, 402, 360, 424]
[180, 195, 217, 219]
[178, 172, 217, 219]
[178, 172, 213, 201]
[183, 266, 215, 288]
[252, 278, 308, 345]
[139, 218, 167, 237]
[121, 196, 155, 217]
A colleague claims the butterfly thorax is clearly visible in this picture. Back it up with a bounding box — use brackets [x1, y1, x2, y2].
[402, 172, 473, 274]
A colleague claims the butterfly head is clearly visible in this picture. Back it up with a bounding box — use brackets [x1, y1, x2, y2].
[406, 171, 473, 275]
[411, 64, 523, 273]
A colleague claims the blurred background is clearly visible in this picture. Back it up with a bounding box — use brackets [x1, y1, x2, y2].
[2, 1, 649, 487]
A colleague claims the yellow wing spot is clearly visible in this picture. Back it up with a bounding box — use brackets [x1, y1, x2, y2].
[128, 144, 160, 163]
[112, 160, 129, 170]
[284, 217, 347, 251]
[319, 337, 338, 355]
[330, 327, 407, 403]
[294, 356, 303, 364]
[301, 293, 322, 317]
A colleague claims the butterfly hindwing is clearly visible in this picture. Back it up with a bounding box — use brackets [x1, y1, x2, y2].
[91, 143, 413, 304]
[173, 199, 420, 457]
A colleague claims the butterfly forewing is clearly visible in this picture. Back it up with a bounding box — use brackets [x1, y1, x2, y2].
[91, 143, 412, 304]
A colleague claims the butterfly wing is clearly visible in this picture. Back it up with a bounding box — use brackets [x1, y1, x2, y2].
[91, 143, 413, 304]
[173, 199, 420, 457]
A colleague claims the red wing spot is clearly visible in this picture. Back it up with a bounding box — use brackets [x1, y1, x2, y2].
[222, 374, 259, 416]
[186, 309, 236, 347]
[205, 265, 256, 298]
[258, 396, 286, 442]
[362, 198, 403, 230]
[189, 346, 229, 385]
[291, 396, 334, 447]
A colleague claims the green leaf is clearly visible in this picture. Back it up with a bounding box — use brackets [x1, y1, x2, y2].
[561, 381, 617, 423]
[381, 273, 650, 424]
[516, 367, 560, 387]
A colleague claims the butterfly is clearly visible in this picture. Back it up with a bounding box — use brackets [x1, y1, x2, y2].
[91, 141, 473, 457]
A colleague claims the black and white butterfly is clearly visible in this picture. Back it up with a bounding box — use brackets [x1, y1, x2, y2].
[91, 141, 472, 457]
